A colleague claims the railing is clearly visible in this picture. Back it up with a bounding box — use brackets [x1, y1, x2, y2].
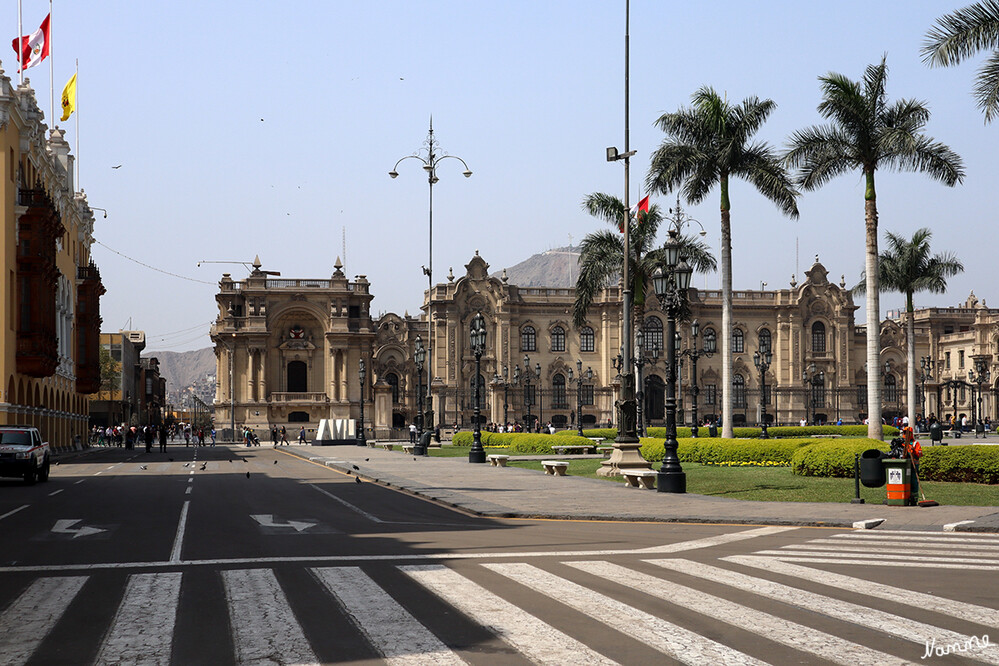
[269, 392, 329, 404]
[266, 279, 332, 289]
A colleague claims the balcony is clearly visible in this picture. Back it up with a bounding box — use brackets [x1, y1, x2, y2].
[270, 392, 329, 405]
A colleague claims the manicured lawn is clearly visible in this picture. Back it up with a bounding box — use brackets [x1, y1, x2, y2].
[504, 459, 999, 506]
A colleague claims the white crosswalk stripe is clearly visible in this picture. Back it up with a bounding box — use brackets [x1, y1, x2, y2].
[648, 558, 999, 664]
[564, 560, 910, 666]
[221, 568, 320, 666]
[94, 572, 182, 666]
[0, 576, 87, 666]
[401, 564, 619, 665]
[312, 566, 466, 665]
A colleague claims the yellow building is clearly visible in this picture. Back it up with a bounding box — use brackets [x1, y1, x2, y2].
[0, 74, 103, 451]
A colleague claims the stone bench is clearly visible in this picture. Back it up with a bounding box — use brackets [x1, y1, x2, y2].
[622, 470, 657, 489]
[487, 454, 510, 467]
[541, 460, 569, 476]
[367, 441, 378, 448]
[597, 446, 614, 458]
[379, 443, 394, 451]
[551, 445, 596, 455]
[402, 445, 416, 454]
[809, 434, 841, 438]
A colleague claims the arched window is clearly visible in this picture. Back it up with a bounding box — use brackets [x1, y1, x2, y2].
[552, 373, 567, 409]
[812, 374, 826, 408]
[644, 316, 663, 353]
[884, 374, 898, 404]
[703, 327, 717, 353]
[758, 328, 772, 354]
[551, 326, 566, 352]
[580, 326, 595, 353]
[469, 373, 486, 410]
[521, 326, 536, 352]
[732, 329, 745, 354]
[811, 321, 826, 353]
[733, 374, 747, 407]
[386, 373, 399, 403]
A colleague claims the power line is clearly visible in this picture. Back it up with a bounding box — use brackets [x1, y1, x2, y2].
[94, 241, 216, 285]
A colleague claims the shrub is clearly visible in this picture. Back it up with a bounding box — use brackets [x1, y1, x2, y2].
[790, 440, 890, 477]
[452, 431, 598, 455]
[638, 437, 811, 465]
[918, 446, 999, 484]
[582, 428, 617, 440]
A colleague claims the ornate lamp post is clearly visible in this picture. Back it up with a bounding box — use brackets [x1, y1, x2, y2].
[469, 312, 487, 463]
[568, 360, 593, 437]
[651, 224, 693, 494]
[678, 320, 711, 437]
[413, 335, 426, 455]
[534, 361, 543, 431]
[390, 121, 472, 434]
[802, 362, 823, 425]
[753, 348, 773, 438]
[493, 365, 511, 429]
[521, 355, 533, 431]
[357, 359, 367, 446]
[634, 329, 647, 436]
[919, 356, 934, 430]
[969, 354, 991, 438]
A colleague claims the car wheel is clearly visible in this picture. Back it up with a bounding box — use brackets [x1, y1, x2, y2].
[24, 465, 36, 485]
[38, 459, 50, 482]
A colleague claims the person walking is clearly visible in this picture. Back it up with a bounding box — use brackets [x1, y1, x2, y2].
[298, 426, 308, 445]
[409, 423, 417, 444]
[159, 425, 167, 453]
[280, 425, 289, 445]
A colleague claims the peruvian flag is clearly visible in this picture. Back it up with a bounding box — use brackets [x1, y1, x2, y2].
[12, 14, 50, 72]
[630, 195, 650, 217]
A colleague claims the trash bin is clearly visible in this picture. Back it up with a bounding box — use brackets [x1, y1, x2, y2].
[929, 422, 943, 445]
[859, 449, 886, 487]
[882, 457, 915, 506]
[708, 424, 718, 438]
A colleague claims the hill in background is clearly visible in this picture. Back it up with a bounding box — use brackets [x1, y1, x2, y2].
[490, 245, 580, 288]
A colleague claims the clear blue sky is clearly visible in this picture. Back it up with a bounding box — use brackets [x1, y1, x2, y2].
[19, 1, 998, 352]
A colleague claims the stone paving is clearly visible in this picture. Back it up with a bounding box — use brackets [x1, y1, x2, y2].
[283, 442, 999, 533]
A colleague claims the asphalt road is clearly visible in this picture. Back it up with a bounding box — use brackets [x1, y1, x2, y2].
[1, 444, 997, 665]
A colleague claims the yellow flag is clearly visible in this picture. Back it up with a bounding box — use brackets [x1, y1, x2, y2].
[60, 73, 77, 122]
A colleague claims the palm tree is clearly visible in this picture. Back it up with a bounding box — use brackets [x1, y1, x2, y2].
[646, 87, 799, 438]
[785, 58, 964, 439]
[853, 228, 963, 430]
[573, 193, 715, 332]
[923, 1, 999, 122]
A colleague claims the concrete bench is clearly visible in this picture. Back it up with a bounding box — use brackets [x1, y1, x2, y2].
[551, 445, 596, 455]
[367, 441, 378, 448]
[487, 454, 510, 467]
[809, 434, 841, 438]
[597, 446, 614, 458]
[379, 443, 394, 451]
[587, 437, 606, 446]
[541, 460, 569, 476]
[622, 470, 657, 489]
[402, 445, 416, 454]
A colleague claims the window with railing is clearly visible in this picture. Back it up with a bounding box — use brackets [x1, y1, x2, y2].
[552, 374, 568, 409]
[733, 375, 746, 408]
[812, 379, 826, 408]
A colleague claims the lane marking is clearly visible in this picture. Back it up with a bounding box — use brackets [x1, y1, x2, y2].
[649, 558, 999, 664]
[0, 504, 29, 521]
[402, 565, 618, 665]
[48, 489, 63, 497]
[185, 487, 192, 495]
[834, 532, 999, 543]
[169, 501, 190, 564]
[251, 515, 315, 532]
[94, 572, 182, 666]
[752, 549, 999, 565]
[73, 479, 85, 485]
[741, 554, 999, 571]
[482, 562, 763, 664]
[187, 478, 193, 483]
[0, 576, 87, 665]
[631, 525, 797, 553]
[310, 483, 384, 522]
[724, 555, 999, 628]
[51, 519, 105, 538]
[222, 569, 320, 666]
[790, 539, 999, 553]
[565, 560, 909, 666]
[313, 567, 465, 665]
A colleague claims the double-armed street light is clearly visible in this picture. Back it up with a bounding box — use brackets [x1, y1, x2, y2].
[802, 362, 824, 425]
[357, 359, 367, 446]
[678, 319, 711, 437]
[651, 215, 694, 494]
[920, 356, 934, 429]
[390, 121, 472, 436]
[969, 354, 991, 438]
[568, 360, 594, 437]
[754, 347, 773, 438]
[493, 365, 511, 429]
[634, 329, 648, 437]
[413, 335, 426, 455]
[469, 312, 487, 463]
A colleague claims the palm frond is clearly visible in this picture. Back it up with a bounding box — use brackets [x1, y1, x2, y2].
[922, 0, 999, 67]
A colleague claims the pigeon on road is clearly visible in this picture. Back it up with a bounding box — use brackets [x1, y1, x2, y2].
[139, 465, 147, 470]
[246, 471, 250, 479]
[352, 465, 359, 470]
[355, 477, 361, 484]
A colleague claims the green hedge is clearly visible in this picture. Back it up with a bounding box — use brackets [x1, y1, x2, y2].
[790, 440, 891, 477]
[638, 437, 813, 465]
[614, 425, 898, 440]
[451, 431, 597, 454]
[918, 446, 999, 484]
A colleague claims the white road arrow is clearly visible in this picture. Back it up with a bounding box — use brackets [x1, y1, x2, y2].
[251, 515, 315, 532]
[52, 519, 106, 539]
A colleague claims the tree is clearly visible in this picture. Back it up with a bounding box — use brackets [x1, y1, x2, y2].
[923, 1, 999, 122]
[98, 346, 121, 395]
[646, 87, 799, 438]
[573, 193, 715, 331]
[854, 228, 963, 429]
[785, 58, 964, 439]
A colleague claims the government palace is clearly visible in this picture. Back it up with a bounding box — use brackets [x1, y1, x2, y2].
[210, 251, 998, 440]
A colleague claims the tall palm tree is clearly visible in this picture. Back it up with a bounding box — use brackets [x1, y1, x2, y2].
[646, 87, 799, 438]
[573, 193, 715, 332]
[854, 228, 963, 429]
[785, 58, 965, 439]
[923, 1, 999, 122]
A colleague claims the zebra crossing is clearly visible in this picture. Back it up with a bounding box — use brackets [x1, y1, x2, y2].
[1, 531, 996, 665]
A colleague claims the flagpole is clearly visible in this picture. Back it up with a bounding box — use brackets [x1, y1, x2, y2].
[48, 0, 53, 126]
[17, 0, 22, 85]
[75, 59, 79, 188]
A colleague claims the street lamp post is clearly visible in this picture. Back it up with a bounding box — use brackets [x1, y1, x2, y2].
[413, 335, 426, 455]
[635, 329, 647, 437]
[357, 359, 367, 446]
[754, 347, 773, 439]
[469, 312, 487, 463]
[521, 355, 533, 431]
[568, 360, 594, 437]
[969, 354, 991, 438]
[802, 362, 823, 425]
[390, 121, 472, 436]
[920, 356, 934, 430]
[494, 365, 510, 429]
[534, 362, 543, 431]
[651, 221, 693, 494]
[678, 320, 711, 437]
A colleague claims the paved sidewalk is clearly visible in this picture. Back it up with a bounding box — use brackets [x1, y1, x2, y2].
[283, 443, 999, 533]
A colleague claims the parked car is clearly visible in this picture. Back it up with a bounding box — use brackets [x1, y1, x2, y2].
[0, 425, 50, 484]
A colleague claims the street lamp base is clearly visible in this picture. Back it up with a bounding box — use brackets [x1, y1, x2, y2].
[469, 449, 486, 463]
[356, 437, 366, 447]
[657, 470, 686, 493]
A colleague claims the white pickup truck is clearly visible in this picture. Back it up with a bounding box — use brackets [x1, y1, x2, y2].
[0, 425, 50, 484]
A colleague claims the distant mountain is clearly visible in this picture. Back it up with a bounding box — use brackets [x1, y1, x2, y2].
[491, 245, 581, 288]
[153, 348, 216, 404]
